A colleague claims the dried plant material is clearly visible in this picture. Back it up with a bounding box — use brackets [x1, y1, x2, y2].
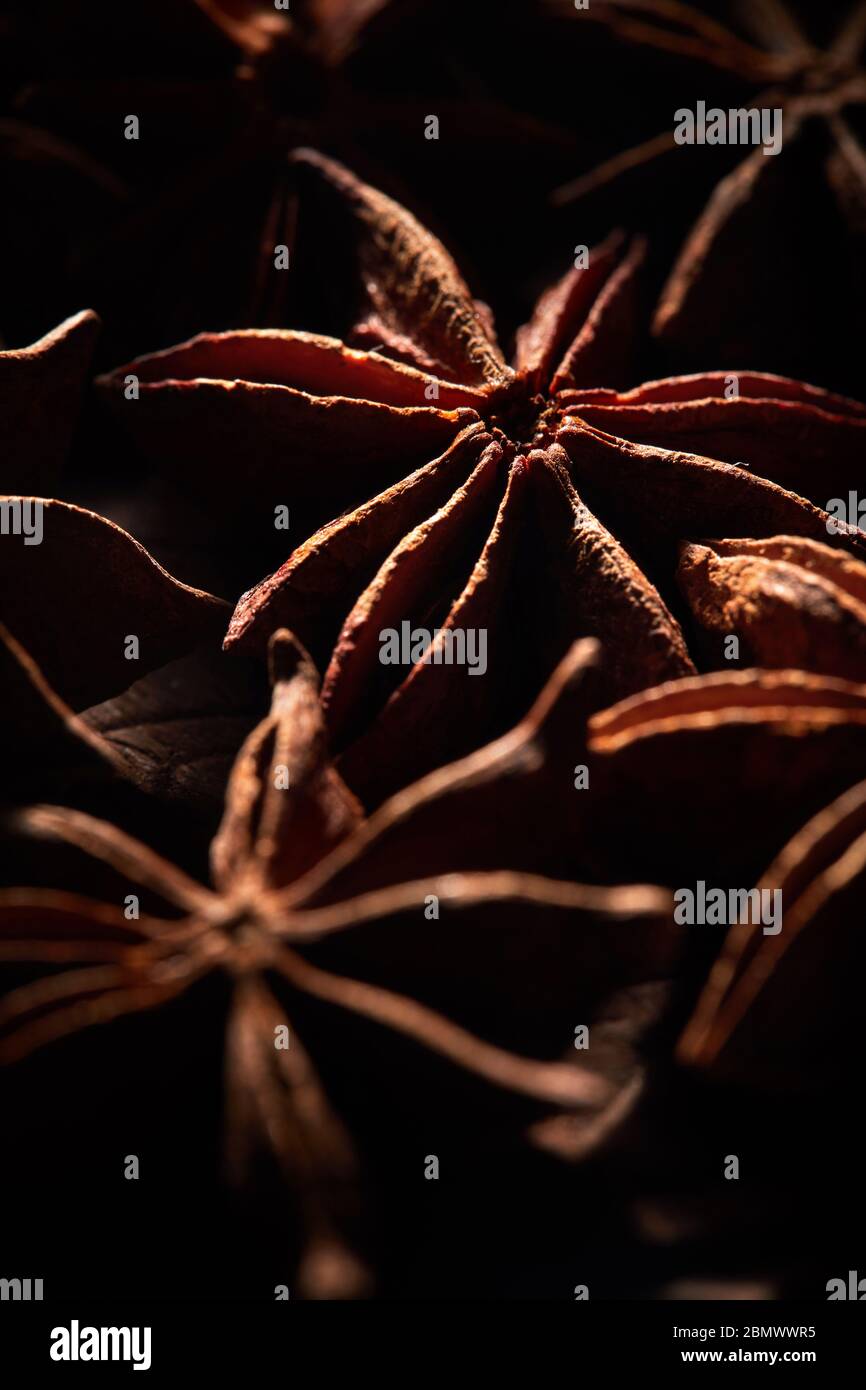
[6, 7, 866, 1304]
[0, 622, 121, 781]
[81, 643, 269, 815]
[556, 1, 866, 393]
[0, 631, 678, 1297]
[677, 535, 866, 680]
[584, 667, 866, 886]
[0, 497, 229, 709]
[97, 153, 866, 805]
[679, 777, 866, 1088]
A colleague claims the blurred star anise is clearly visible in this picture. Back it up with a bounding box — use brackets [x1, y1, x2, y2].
[99, 150, 866, 806]
[679, 776, 866, 1090]
[555, 0, 866, 394]
[0, 630, 677, 1297]
[6, 0, 579, 361]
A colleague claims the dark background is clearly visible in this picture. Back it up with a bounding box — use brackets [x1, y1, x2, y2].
[1, 0, 864, 1302]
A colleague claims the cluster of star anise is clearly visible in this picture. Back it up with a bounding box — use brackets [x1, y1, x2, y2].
[2, 0, 865, 1300]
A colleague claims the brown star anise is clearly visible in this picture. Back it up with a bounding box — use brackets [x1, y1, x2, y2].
[554, 0, 866, 393]
[678, 775, 866, 1090]
[98, 150, 866, 806]
[345, 650, 866, 895]
[580, 665, 866, 889]
[0, 496, 229, 713]
[677, 534, 866, 681]
[0, 630, 678, 1297]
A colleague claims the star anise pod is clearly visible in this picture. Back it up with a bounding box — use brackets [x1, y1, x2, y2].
[0, 496, 228, 714]
[98, 150, 866, 806]
[678, 775, 866, 1090]
[342, 651, 866, 900]
[0, 491, 274, 827]
[580, 666, 866, 889]
[554, 0, 866, 394]
[677, 534, 866, 681]
[0, 630, 678, 1297]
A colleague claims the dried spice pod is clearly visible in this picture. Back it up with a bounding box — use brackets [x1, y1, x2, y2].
[0, 497, 229, 710]
[278, 652, 866, 903]
[0, 629, 678, 1297]
[97, 152, 866, 804]
[0, 311, 100, 494]
[80, 642, 269, 816]
[584, 667, 866, 887]
[0, 609, 267, 818]
[678, 777, 866, 1089]
[0, 621, 263, 818]
[556, 0, 866, 394]
[677, 535, 866, 681]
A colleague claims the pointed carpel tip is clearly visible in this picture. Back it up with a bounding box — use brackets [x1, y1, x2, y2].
[267, 628, 319, 689]
[678, 538, 714, 566]
[68, 307, 102, 333]
[297, 1241, 373, 1301]
[290, 147, 346, 182]
[593, 227, 627, 262]
[564, 636, 602, 677]
[524, 637, 602, 739]
[2, 803, 61, 840]
[290, 145, 322, 167]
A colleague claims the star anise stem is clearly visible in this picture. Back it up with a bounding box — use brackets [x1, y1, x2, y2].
[276, 874, 669, 940]
[581, 0, 796, 79]
[224, 974, 371, 1300]
[0, 977, 195, 1066]
[551, 130, 677, 206]
[16, 805, 216, 911]
[272, 944, 609, 1108]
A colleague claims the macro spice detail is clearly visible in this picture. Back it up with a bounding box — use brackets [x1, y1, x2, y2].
[3, 0, 866, 1313]
[99, 151, 866, 805]
[0, 631, 678, 1297]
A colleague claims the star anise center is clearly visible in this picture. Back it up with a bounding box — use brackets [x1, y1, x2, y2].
[193, 893, 283, 976]
[485, 383, 562, 451]
[789, 50, 866, 105]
